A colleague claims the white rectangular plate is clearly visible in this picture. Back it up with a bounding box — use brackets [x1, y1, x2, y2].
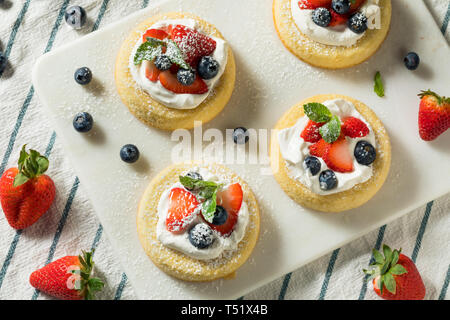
[32, 0, 450, 299]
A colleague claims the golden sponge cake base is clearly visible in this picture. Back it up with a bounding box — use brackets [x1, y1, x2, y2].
[137, 163, 260, 282]
[272, 0, 392, 69]
[270, 94, 391, 212]
[115, 12, 236, 130]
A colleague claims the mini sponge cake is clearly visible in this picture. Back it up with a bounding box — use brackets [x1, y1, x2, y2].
[115, 12, 236, 130]
[137, 163, 260, 281]
[272, 0, 392, 69]
[270, 94, 391, 212]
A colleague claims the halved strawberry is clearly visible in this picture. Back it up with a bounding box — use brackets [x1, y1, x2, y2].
[169, 25, 216, 68]
[142, 28, 169, 42]
[350, 0, 365, 12]
[322, 137, 354, 173]
[209, 183, 243, 236]
[342, 117, 369, 138]
[329, 10, 348, 26]
[143, 60, 160, 82]
[166, 188, 199, 233]
[159, 70, 208, 94]
[300, 120, 326, 143]
[309, 138, 330, 158]
[298, 0, 332, 9]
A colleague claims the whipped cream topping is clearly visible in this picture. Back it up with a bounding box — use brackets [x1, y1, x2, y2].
[291, 0, 381, 47]
[277, 99, 376, 195]
[156, 167, 249, 260]
[128, 19, 228, 110]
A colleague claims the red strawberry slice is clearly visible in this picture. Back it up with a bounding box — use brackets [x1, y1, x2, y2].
[209, 183, 243, 236]
[143, 60, 160, 82]
[298, 0, 332, 9]
[342, 117, 370, 138]
[166, 188, 199, 233]
[418, 90, 450, 141]
[169, 25, 216, 68]
[300, 120, 326, 143]
[159, 70, 208, 94]
[329, 10, 349, 26]
[322, 136, 354, 173]
[309, 138, 330, 158]
[142, 28, 169, 42]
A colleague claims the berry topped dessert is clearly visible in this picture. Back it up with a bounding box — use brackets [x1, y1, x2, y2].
[273, 0, 392, 69]
[116, 13, 236, 130]
[271, 95, 391, 212]
[137, 163, 260, 281]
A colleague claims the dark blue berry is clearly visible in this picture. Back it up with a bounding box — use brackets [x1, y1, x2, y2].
[233, 127, 249, 144]
[312, 7, 332, 27]
[154, 54, 172, 71]
[332, 0, 350, 14]
[186, 171, 203, 181]
[212, 206, 228, 226]
[74, 67, 92, 85]
[319, 170, 338, 191]
[120, 144, 140, 163]
[304, 156, 321, 176]
[198, 56, 220, 80]
[0, 52, 7, 74]
[65, 6, 87, 30]
[354, 141, 376, 165]
[348, 12, 368, 34]
[189, 224, 215, 249]
[177, 69, 195, 86]
[73, 112, 93, 133]
[404, 52, 420, 70]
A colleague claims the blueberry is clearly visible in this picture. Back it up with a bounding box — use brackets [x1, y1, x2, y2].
[332, 0, 350, 14]
[404, 52, 420, 70]
[186, 171, 203, 181]
[74, 67, 92, 85]
[212, 206, 228, 226]
[312, 7, 332, 27]
[304, 156, 321, 176]
[319, 170, 338, 191]
[189, 224, 215, 249]
[233, 127, 249, 144]
[154, 54, 172, 71]
[177, 69, 195, 86]
[347, 12, 368, 34]
[73, 112, 93, 133]
[197, 56, 220, 80]
[120, 144, 140, 163]
[0, 52, 6, 74]
[354, 141, 376, 165]
[64, 6, 87, 30]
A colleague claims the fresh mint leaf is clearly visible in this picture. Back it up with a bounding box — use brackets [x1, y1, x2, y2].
[374, 71, 385, 97]
[319, 115, 341, 143]
[303, 103, 333, 123]
[201, 189, 218, 223]
[165, 39, 191, 70]
[133, 38, 163, 65]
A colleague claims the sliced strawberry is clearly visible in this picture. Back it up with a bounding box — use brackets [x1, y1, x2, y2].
[143, 60, 160, 82]
[322, 137, 354, 173]
[350, 0, 365, 12]
[309, 138, 330, 158]
[169, 25, 216, 68]
[142, 28, 169, 42]
[166, 188, 199, 233]
[342, 117, 370, 138]
[209, 183, 243, 236]
[300, 120, 326, 143]
[159, 70, 208, 94]
[298, 0, 332, 9]
[329, 10, 349, 26]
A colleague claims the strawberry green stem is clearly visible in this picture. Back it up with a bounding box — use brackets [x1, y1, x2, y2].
[13, 145, 49, 187]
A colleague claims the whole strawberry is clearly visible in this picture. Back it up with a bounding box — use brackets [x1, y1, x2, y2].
[30, 250, 104, 300]
[418, 90, 450, 141]
[363, 244, 426, 300]
[0, 145, 56, 229]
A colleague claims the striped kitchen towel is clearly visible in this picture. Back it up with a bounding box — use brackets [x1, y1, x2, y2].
[0, 0, 449, 300]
